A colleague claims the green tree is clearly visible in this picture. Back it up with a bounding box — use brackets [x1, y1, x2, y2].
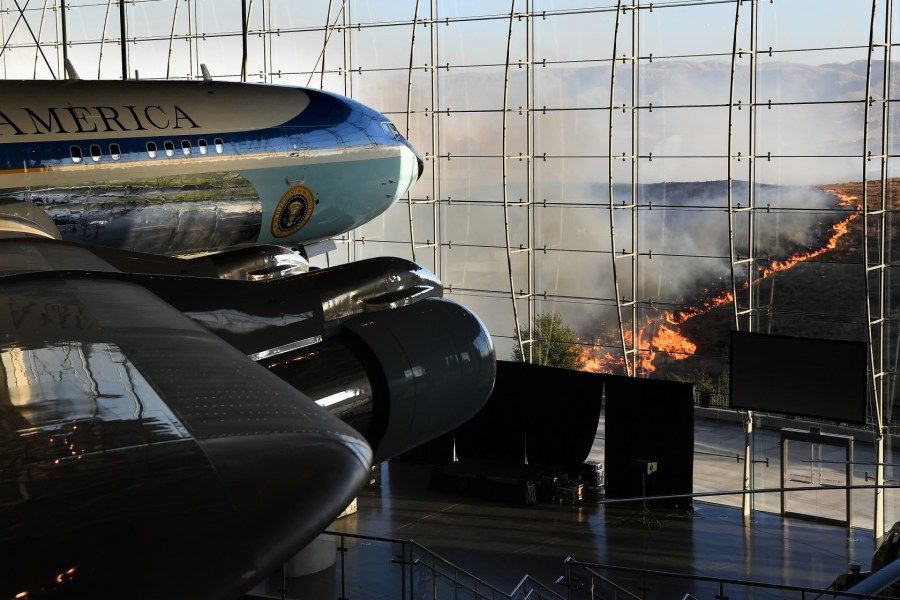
[511, 312, 586, 370]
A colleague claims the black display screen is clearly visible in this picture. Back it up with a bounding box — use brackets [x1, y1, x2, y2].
[729, 330, 868, 424]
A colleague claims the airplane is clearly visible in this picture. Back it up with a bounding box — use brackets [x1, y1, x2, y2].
[0, 78, 423, 257]
[0, 80, 495, 600]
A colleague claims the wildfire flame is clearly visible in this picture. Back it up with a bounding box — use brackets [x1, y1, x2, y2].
[667, 291, 735, 325]
[579, 186, 862, 375]
[757, 188, 859, 280]
[651, 324, 697, 359]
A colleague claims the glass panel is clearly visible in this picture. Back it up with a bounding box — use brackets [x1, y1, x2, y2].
[639, 106, 730, 160]
[535, 11, 618, 63]
[442, 245, 510, 293]
[440, 203, 529, 247]
[439, 18, 511, 69]
[756, 103, 864, 158]
[358, 203, 415, 243]
[884, 434, 900, 528]
[640, 2, 741, 59]
[783, 435, 851, 526]
[757, 0, 874, 57]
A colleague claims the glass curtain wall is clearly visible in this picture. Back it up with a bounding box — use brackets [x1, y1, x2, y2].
[1, 0, 897, 534]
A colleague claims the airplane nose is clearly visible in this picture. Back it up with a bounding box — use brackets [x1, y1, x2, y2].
[404, 141, 424, 182]
[399, 142, 424, 194]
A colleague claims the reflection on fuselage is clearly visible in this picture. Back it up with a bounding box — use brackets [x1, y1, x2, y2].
[1, 342, 189, 453]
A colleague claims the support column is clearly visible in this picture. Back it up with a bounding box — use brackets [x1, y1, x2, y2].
[743, 410, 753, 518]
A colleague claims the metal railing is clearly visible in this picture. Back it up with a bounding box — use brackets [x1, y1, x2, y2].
[558, 558, 897, 600]
[244, 530, 900, 600]
[244, 530, 564, 600]
[409, 539, 563, 600]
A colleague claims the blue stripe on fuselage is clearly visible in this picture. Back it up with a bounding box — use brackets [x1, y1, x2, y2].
[0, 87, 400, 173]
[0, 85, 417, 254]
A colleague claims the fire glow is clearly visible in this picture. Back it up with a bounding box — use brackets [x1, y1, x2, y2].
[579, 187, 861, 375]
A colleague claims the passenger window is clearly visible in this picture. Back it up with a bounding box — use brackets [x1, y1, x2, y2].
[70, 146, 83, 164]
[147, 141, 157, 158]
[90, 144, 102, 162]
[181, 140, 191, 156]
[164, 141, 175, 157]
[214, 138, 224, 154]
[110, 143, 121, 161]
[198, 139, 208, 155]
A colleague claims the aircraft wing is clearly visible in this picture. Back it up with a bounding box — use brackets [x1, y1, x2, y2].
[0, 259, 373, 599]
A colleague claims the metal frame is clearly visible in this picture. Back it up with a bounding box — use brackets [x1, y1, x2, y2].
[780, 428, 854, 528]
[607, 0, 640, 376]
[863, 0, 893, 540]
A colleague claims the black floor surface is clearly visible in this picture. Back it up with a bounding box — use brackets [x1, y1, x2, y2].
[251, 459, 877, 599]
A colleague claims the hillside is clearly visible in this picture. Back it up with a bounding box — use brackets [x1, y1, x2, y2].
[582, 179, 900, 384]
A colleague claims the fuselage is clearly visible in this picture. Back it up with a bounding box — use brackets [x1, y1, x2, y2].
[0, 79, 422, 256]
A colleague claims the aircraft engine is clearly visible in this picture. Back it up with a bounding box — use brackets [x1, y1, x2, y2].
[105, 252, 496, 462]
[260, 297, 496, 463]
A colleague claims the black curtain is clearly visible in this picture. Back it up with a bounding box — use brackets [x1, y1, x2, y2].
[604, 375, 694, 510]
[405, 361, 603, 466]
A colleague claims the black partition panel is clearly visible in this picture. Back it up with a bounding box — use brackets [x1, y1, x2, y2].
[407, 360, 604, 466]
[604, 376, 694, 510]
[456, 361, 604, 465]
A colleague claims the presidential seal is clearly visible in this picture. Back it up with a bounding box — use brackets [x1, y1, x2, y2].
[272, 185, 315, 238]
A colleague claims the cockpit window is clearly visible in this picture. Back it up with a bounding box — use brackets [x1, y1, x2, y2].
[380, 121, 402, 140]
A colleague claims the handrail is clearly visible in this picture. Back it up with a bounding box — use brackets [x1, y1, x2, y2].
[250, 531, 891, 600]
[507, 573, 566, 600]
[410, 546, 562, 599]
[596, 481, 900, 506]
[561, 558, 896, 599]
[411, 558, 504, 599]
[561, 563, 642, 600]
[323, 529, 564, 600]
[324, 529, 409, 546]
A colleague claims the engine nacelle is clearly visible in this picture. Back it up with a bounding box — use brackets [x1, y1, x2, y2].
[0, 200, 62, 240]
[261, 298, 495, 462]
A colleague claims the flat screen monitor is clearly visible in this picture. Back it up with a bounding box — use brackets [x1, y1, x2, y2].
[729, 330, 868, 424]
